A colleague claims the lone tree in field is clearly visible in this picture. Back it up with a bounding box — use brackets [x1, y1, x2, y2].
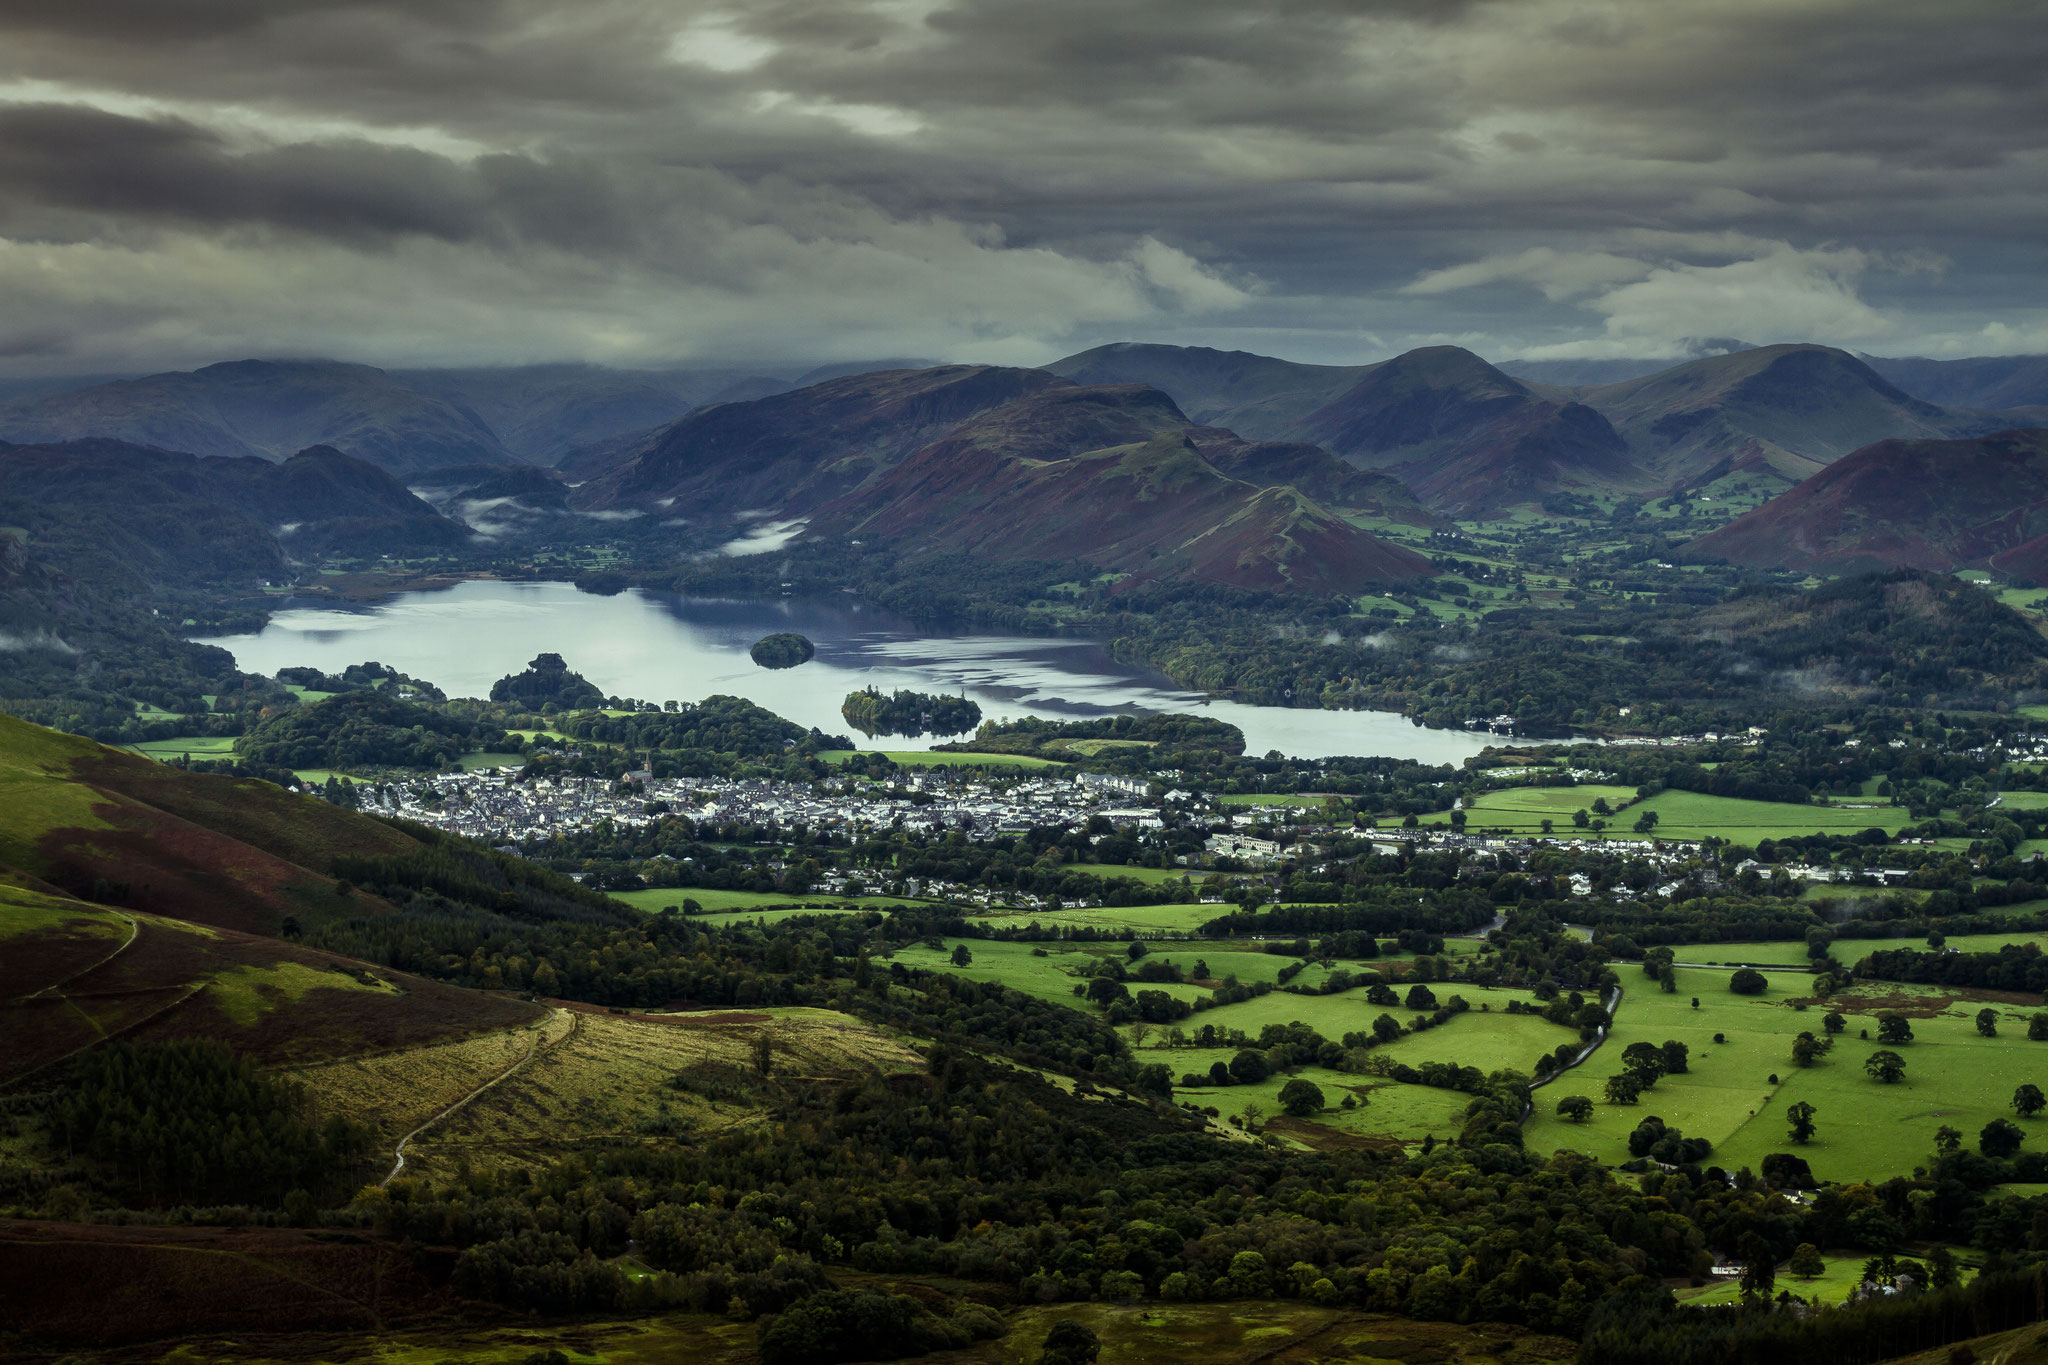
[1278, 1078, 1326, 1117]
[1789, 1243, 1826, 1279]
[1787, 1100, 1817, 1144]
[1823, 1010, 1847, 1035]
[950, 943, 973, 967]
[2014, 1084, 2046, 1118]
[1977, 1008, 2000, 1037]
[1876, 1012, 1915, 1045]
[1661, 1040, 1690, 1074]
[1980, 1118, 2026, 1159]
[1037, 1321, 1101, 1365]
[2032, 1014, 2048, 1041]
[1865, 1049, 1907, 1084]
[1791, 1032, 1827, 1068]
[1604, 1073, 1643, 1104]
[1557, 1095, 1594, 1122]
[1729, 968, 1768, 995]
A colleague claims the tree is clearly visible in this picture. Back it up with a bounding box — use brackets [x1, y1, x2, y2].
[1787, 1100, 1817, 1144]
[1660, 1040, 1690, 1074]
[1371, 1012, 1403, 1043]
[1980, 1118, 2025, 1159]
[1621, 1041, 1665, 1086]
[950, 943, 973, 967]
[1822, 1010, 1847, 1035]
[1876, 1012, 1914, 1045]
[1604, 1073, 1642, 1104]
[1977, 1008, 2000, 1038]
[2032, 1014, 2048, 1042]
[1557, 1095, 1594, 1122]
[2015, 1084, 2047, 1119]
[1865, 1049, 1907, 1084]
[1789, 1243, 1826, 1279]
[1278, 1078, 1326, 1117]
[1729, 968, 1768, 995]
[1228, 1049, 1270, 1085]
[1038, 1321, 1101, 1365]
[753, 1033, 775, 1078]
[1791, 1033, 1826, 1068]
[1404, 983, 1438, 1011]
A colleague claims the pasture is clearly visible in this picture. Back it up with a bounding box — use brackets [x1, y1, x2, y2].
[1523, 965, 2048, 1182]
[606, 886, 922, 917]
[1066, 861, 1206, 885]
[1622, 790, 1910, 843]
[123, 735, 239, 761]
[968, 902, 1231, 934]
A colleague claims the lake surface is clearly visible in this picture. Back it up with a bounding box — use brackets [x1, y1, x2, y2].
[195, 580, 1497, 763]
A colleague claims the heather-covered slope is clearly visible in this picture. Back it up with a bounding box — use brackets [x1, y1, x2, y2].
[1687, 428, 2048, 574]
[813, 414, 1435, 593]
[573, 364, 1068, 514]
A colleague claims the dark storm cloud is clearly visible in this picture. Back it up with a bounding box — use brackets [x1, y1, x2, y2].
[0, 0, 2039, 371]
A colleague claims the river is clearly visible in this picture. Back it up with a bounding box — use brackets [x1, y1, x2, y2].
[194, 579, 1498, 763]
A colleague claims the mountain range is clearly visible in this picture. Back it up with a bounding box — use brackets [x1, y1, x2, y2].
[5, 341, 2048, 594]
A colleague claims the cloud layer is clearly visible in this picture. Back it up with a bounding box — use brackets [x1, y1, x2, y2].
[0, 0, 2041, 371]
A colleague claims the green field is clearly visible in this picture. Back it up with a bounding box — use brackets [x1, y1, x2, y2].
[124, 735, 239, 760]
[1065, 862, 1207, 885]
[1524, 966, 2048, 1181]
[1174, 1064, 1474, 1146]
[607, 886, 924, 918]
[1220, 793, 1342, 808]
[968, 902, 1232, 934]
[1621, 791, 1910, 843]
[1667, 941, 1819, 967]
[888, 939, 1104, 1009]
[815, 749, 1065, 769]
[1676, 1249, 1917, 1306]
[1420, 784, 1641, 833]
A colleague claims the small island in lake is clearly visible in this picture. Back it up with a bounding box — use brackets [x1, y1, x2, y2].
[841, 686, 981, 738]
[749, 632, 816, 669]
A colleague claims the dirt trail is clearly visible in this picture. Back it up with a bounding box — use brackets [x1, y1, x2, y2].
[379, 1008, 575, 1185]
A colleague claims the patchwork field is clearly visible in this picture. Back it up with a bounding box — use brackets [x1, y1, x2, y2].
[607, 886, 923, 917]
[814, 748, 1065, 769]
[1523, 966, 2048, 1181]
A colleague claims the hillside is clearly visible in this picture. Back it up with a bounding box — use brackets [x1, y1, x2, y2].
[1862, 352, 2048, 411]
[1577, 343, 1984, 487]
[1045, 341, 1370, 438]
[573, 364, 1069, 514]
[0, 437, 470, 583]
[0, 359, 518, 477]
[0, 714, 544, 1080]
[1291, 347, 1652, 515]
[392, 363, 788, 463]
[1687, 427, 2048, 574]
[1186, 429, 1443, 526]
[811, 410, 1435, 592]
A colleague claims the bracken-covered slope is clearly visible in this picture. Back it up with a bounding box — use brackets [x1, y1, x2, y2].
[1687, 427, 2048, 575]
[0, 359, 517, 477]
[573, 364, 1068, 514]
[811, 394, 1437, 592]
[1186, 429, 1444, 527]
[0, 715, 541, 1081]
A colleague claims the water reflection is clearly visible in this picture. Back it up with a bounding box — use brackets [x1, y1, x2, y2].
[195, 579, 1496, 763]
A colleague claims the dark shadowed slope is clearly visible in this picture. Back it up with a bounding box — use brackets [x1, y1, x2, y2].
[0, 360, 516, 477]
[1045, 342, 1371, 439]
[1292, 347, 1651, 515]
[1860, 353, 2048, 412]
[1687, 427, 2048, 575]
[1578, 344, 1986, 487]
[573, 364, 1069, 514]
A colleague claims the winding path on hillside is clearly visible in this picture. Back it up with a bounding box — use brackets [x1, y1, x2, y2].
[378, 1007, 575, 1185]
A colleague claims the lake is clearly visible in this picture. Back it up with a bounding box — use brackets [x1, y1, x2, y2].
[194, 579, 1497, 763]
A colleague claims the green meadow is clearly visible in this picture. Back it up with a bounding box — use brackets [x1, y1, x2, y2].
[1523, 965, 2048, 1182]
[1065, 862, 1206, 885]
[124, 735, 239, 760]
[607, 886, 923, 919]
[968, 902, 1231, 934]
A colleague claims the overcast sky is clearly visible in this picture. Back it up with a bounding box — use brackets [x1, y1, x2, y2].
[0, 0, 2041, 374]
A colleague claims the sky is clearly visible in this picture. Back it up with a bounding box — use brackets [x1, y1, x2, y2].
[0, 0, 2042, 374]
